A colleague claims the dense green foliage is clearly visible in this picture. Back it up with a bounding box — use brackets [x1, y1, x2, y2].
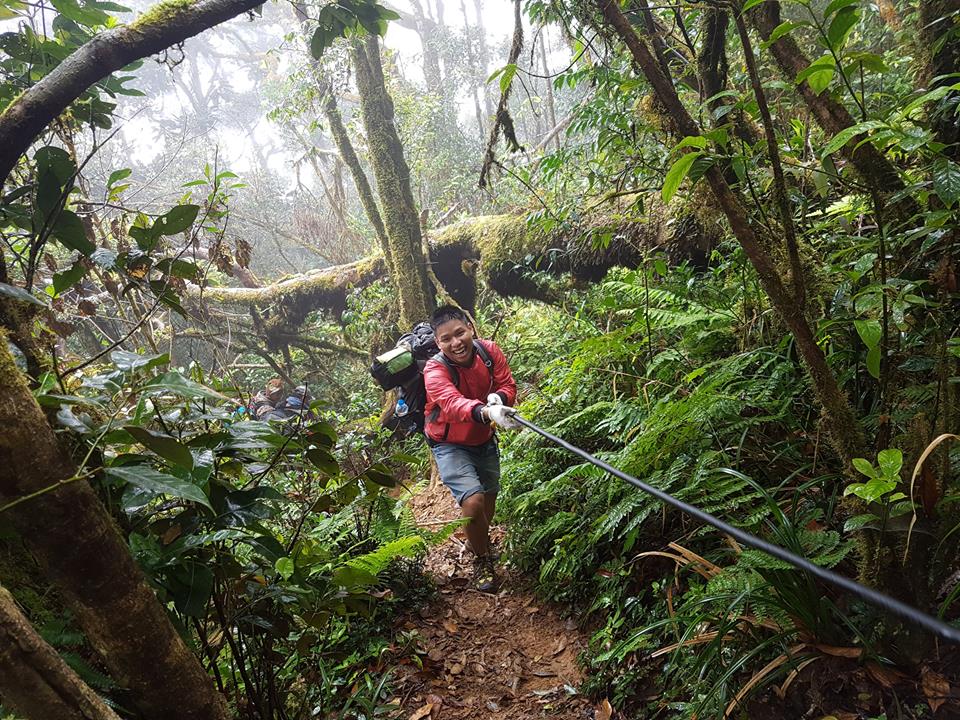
[2, 0, 960, 718]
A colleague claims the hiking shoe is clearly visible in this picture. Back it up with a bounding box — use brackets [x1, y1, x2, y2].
[464, 540, 501, 561]
[473, 554, 498, 593]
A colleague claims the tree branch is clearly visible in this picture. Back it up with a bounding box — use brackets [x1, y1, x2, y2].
[0, 0, 265, 187]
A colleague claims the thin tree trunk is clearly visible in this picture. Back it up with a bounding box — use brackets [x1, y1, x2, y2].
[0, 0, 264, 188]
[320, 88, 392, 269]
[0, 336, 230, 720]
[351, 35, 433, 327]
[595, 0, 864, 469]
[747, 1, 906, 198]
[0, 585, 121, 720]
[538, 28, 559, 150]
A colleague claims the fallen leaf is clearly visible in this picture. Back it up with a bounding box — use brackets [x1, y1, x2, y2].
[442, 620, 458, 634]
[425, 694, 443, 706]
[866, 662, 907, 688]
[922, 666, 950, 713]
[161, 524, 182, 545]
[526, 606, 540, 614]
[449, 663, 463, 675]
[596, 699, 614, 720]
[814, 645, 862, 658]
[553, 638, 567, 656]
[409, 703, 433, 720]
[486, 700, 500, 711]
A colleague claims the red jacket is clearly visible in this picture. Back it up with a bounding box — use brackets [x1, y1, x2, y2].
[424, 339, 517, 446]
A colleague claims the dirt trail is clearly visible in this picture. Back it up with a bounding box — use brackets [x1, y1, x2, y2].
[391, 482, 595, 720]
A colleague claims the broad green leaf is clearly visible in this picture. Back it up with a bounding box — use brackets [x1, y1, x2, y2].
[499, 63, 517, 94]
[52, 260, 87, 294]
[364, 464, 395, 487]
[877, 448, 903, 478]
[822, 120, 885, 155]
[767, 20, 803, 44]
[852, 457, 877, 479]
[167, 562, 213, 617]
[154, 258, 200, 280]
[854, 318, 882, 349]
[110, 349, 169, 372]
[823, 0, 858, 18]
[845, 51, 888, 73]
[933, 156, 960, 207]
[0, 282, 43, 306]
[866, 345, 881, 379]
[107, 466, 212, 509]
[143, 372, 230, 402]
[661, 151, 701, 203]
[898, 84, 960, 119]
[674, 135, 708, 151]
[826, 6, 858, 50]
[107, 168, 131, 188]
[843, 513, 879, 532]
[307, 447, 339, 476]
[742, 0, 764, 11]
[155, 204, 199, 236]
[275, 557, 295, 580]
[797, 56, 835, 95]
[332, 565, 377, 588]
[124, 425, 194, 470]
[52, 210, 95, 255]
[306, 420, 337, 448]
[34, 146, 75, 184]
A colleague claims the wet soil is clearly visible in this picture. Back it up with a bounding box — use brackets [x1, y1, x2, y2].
[391, 482, 599, 720]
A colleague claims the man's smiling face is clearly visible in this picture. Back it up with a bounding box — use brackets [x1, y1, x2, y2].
[435, 318, 476, 366]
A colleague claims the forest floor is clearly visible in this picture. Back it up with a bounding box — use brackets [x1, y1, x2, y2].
[390, 481, 601, 720]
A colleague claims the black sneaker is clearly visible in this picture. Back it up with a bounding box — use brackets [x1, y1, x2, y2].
[473, 554, 498, 593]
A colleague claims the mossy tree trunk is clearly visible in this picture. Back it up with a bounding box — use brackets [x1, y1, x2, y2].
[291, 2, 393, 272]
[351, 34, 434, 327]
[594, 0, 864, 471]
[920, 0, 960, 157]
[0, 584, 121, 720]
[0, 334, 230, 720]
[189, 206, 708, 325]
[747, 1, 907, 202]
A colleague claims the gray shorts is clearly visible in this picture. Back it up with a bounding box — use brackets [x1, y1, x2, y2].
[430, 439, 500, 505]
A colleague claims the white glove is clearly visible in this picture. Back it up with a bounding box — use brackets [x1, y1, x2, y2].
[485, 395, 521, 430]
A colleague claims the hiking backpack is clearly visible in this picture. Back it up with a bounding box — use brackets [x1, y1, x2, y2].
[370, 322, 493, 435]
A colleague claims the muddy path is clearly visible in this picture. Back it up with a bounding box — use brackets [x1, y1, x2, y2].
[390, 482, 601, 720]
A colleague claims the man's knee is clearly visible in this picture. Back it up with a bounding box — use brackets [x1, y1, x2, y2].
[461, 491, 486, 515]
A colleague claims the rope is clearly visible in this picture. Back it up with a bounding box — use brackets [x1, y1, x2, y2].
[511, 414, 960, 644]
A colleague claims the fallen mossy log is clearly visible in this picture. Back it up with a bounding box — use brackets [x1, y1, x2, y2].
[190, 207, 719, 333]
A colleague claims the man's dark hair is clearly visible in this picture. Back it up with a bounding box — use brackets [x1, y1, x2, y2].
[430, 304, 471, 330]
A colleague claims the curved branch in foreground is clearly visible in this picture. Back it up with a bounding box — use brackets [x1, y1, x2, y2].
[0, 584, 121, 720]
[0, 0, 265, 187]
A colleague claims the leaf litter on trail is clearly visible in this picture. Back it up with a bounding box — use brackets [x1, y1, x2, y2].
[395, 479, 591, 719]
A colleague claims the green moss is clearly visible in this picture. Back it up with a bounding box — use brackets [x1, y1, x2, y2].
[131, 0, 196, 28]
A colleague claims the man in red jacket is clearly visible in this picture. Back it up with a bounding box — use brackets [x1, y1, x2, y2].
[423, 305, 520, 592]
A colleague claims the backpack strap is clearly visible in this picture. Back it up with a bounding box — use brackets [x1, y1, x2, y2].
[473, 340, 495, 390]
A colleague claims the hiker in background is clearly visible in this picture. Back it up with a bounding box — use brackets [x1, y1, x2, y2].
[281, 385, 316, 420]
[423, 305, 520, 593]
[248, 378, 284, 420]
